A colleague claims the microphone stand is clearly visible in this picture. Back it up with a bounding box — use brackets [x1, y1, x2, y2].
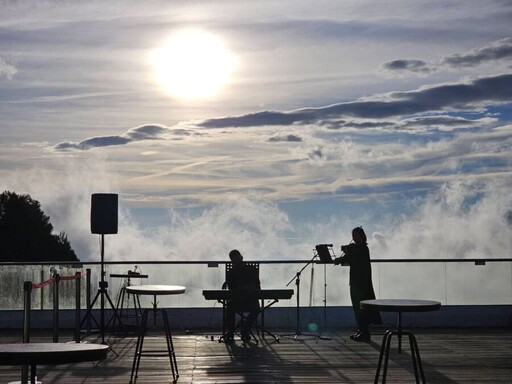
[283, 253, 320, 340]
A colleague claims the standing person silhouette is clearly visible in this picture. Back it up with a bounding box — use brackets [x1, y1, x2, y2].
[334, 227, 381, 342]
[222, 249, 260, 342]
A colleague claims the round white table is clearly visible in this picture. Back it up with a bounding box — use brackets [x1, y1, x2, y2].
[0, 342, 108, 384]
[126, 285, 185, 384]
[360, 299, 441, 384]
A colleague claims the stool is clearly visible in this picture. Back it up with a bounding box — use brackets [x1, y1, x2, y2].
[377, 325, 424, 383]
[360, 299, 441, 384]
[126, 285, 186, 384]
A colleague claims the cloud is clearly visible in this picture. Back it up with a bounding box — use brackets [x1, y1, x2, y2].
[268, 134, 303, 142]
[0, 158, 301, 262]
[372, 179, 512, 260]
[399, 115, 497, 131]
[41, 116, 511, 210]
[382, 37, 512, 75]
[55, 135, 131, 150]
[198, 110, 313, 128]
[441, 37, 512, 67]
[320, 115, 495, 132]
[198, 73, 512, 128]
[321, 119, 396, 130]
[381, 59, 434, 74]
[54, 124, 191, 151]
[5, 156, 510, 262]
[2, 156, 510, 309]
[0, 57, 17, 79]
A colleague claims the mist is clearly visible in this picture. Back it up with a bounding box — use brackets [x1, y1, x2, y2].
[2, 162, 510, 263]
[372, 180, 512, 260]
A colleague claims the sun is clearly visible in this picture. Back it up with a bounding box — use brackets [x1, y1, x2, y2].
[152, 28, 236, 100]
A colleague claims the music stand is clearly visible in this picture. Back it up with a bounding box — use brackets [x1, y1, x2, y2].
[314, 244, 337, 340]
[315, 244, 334, 264]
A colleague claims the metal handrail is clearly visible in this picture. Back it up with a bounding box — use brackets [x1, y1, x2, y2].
[1, 258, 511, 267]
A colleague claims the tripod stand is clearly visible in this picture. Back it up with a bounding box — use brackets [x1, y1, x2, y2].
[81, 234, 124, 346]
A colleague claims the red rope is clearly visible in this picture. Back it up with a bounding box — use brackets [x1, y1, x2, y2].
[32, 278, 55, 289]
[29, 270, 87, 289]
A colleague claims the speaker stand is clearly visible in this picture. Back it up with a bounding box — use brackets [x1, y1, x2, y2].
[81, 234, 123, 353]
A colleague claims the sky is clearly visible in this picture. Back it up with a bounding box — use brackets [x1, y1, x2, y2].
[1, 0, 512, 263]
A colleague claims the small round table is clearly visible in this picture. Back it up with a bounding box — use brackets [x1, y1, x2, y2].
[360, 299, 441, 384]
[0, 342, 109, 384]
[126, 285, 186, 384]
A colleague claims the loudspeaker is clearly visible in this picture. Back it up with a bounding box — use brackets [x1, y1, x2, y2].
[91, 193, 118, 234]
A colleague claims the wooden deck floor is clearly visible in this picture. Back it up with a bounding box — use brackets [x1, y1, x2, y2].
[0, 327, 511, 383]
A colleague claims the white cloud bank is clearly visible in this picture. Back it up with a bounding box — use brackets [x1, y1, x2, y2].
[2, 162, 510, 262]
[373, 180, 512, 260]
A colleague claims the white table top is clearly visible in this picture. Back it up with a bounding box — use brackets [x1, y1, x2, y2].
[360, 299, 441, 312]
[0, 342, 109, 365]
[126, 284, 186, 295]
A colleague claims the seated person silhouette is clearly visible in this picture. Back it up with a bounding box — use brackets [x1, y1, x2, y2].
[222, 249, 261, 342]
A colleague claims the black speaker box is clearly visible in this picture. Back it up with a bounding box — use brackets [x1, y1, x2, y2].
[91, 193, 118, 234]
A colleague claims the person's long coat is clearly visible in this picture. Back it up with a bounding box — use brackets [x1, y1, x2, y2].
[339, 243, 382, 326]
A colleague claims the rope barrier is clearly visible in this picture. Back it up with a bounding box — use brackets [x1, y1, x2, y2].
[23, 270, 89, 344]
[30, 269, 88, 287]
[31, 278, 55, 289]
[20, 269, 91, 383]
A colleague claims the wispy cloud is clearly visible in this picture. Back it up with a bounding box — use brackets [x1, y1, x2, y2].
[383, 37, 512, 74]
[198, 73, 512, 128]
[399, 115, 497, 131]
[54, 124, 193, 150]
[54, 73, 511, 151]
[441, 37, 512, 67]
[2, 160, 511, 262]
[381, 59, 434, 74]
[267, 134, 303, 143]
[0, 57, 17, 79]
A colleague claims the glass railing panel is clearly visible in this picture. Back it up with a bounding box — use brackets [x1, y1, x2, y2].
[375, 262, 447, 304]
[0, 260, 510, 310]
[445, 262, 512, 305]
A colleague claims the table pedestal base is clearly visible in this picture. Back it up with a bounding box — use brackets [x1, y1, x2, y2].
[19, 364, 40, 384]
[129, 308, 178, 384]
[375, 329, 425, 384]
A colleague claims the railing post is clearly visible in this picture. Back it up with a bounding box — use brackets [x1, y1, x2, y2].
[40, 268, 44, 310]
[75, 271, 81, 343]
[53, 273, 60, 343]
[22, 281, 32, 383]
[86, 268, 91, 333]
[23, 281, 32, 343]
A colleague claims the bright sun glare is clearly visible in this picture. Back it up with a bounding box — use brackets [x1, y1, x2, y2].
[152, 29, 236, 100]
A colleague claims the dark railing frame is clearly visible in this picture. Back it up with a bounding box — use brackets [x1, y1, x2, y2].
[2, 258, 511, 267]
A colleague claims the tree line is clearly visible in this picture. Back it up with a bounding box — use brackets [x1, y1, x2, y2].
[0, 191, 78, 262]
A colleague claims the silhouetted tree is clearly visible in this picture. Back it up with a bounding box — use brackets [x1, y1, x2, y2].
[0, 191, 78, 262]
